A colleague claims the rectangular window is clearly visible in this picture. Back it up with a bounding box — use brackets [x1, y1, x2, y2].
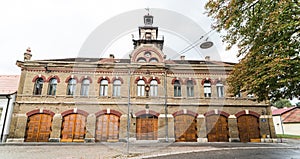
[100, 85, 108, 96]
[150, 85, 158, 96]
[113, 85, 121, 96]
[137, 85, 145, 96]
[204, 83, 211, 97]
[217, 85, 224, 97]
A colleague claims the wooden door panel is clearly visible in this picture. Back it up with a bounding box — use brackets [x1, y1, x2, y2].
[206, 115, 228, 142]
[175, 115, 197, 142]
[25, 114, 52, 142]
[136, 115, 158, 140]
[61, 114, 86, 142]
[95, 114, 119, 142]
[238, 115, 260, 142]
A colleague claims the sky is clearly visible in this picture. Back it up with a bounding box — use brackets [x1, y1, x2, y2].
[0, 0, 239, 75]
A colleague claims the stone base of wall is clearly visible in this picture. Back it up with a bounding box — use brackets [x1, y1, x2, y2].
[229, 138, 240, 142]
[6, 138, 24, 143]
[49, 138, 60, 142]
[158, 138, 175, 142]
[119, 138, 136, 143]
[197, 138, 208, 142]
[261, 138, 277, 143]
[84, 138, 95, 143]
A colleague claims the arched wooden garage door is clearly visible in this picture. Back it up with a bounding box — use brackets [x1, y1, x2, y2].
[61, 113, 86, 142]
[237, 115, 260, 142]
[25, 113, 52, 142]
[95, 114, 119, 142]
[174, 115, 197, 142]
[206, 115, 229, 142]
[136, 114, 158, 140]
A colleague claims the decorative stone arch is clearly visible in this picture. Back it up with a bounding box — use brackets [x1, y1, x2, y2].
[235, 110, 260, 118]
[184, 78, 197, 85]
[111, 77, 124, 84]
[171, 77, 184, 85]
[95, 109, 122, 117]
[148, 76, 161, 84]
[204, 109, 230, 118]
[214, 78, 226, 85]
[97, 76, 111, 84]
[26, 109, 55, 117]
[79, 76, 93, 83]
[61, 109, 89, 117]
[201, 78, 213, 85]
[131, 47, 164, 63]
[32, 75, 47, 82]
[134, 76, 148, 84]
[135, 110, 160, 117]
[46, 75, 61, 83]
[172, 110, 198, 117]
[65, 75, 79, 83]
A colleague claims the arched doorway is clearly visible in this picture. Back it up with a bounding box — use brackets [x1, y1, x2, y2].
[174, 114, 197, 142]
[205, 113, 229, 142]
[61, 110, 88, 142]
[136, 114, 158, 140]
[237, 114, 260, 142]
[25, 112, 53, 142]
[95, 111, 120, 142]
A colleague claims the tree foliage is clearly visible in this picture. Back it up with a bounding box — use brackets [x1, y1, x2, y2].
[271, 99, 292, 108]
[205, 0, 300, 102]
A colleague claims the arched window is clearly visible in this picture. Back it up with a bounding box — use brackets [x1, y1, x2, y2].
[33, 78, 44, 95]
[67, 78, 76, 95]
[47, 78, 57, 95]
[149, 58, 158, 63]
[150, 80, 158, 97]
[216, 82, 224, 98]
[137, 57, 146, 63]
[174, 80, 181, 97]
[137, 80, 145, 96]
[100, 79, 108, 96]
[80, 78, 90, 96]
[204, 80, 211, 97]
[113, 80, 121, 97]
[186, 80, 194, 97]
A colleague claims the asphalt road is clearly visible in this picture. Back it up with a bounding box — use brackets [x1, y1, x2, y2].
[146, 148, 300, 159]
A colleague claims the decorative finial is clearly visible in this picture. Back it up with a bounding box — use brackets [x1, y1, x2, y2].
[26, 47, 31, 54]
[24, 47, 32, 61]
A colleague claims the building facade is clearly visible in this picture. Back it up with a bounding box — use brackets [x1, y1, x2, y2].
[0, 75, 19, 142]
[7, 14, 275, 143]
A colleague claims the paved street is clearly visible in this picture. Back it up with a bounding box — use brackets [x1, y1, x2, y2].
[0, 139, 299, 159]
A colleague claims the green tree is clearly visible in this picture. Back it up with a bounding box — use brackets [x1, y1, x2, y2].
[271, 99, 292, 108]
[205, 0, 300, 102]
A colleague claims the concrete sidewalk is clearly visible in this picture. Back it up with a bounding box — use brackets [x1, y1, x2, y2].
[0, 139, 299, 159]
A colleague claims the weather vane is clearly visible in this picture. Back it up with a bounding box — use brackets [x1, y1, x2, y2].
[145, 7, 150, 15]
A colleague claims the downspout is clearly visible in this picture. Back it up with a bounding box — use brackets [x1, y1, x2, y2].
[164, 66, 168, 142]
[0, 94, 12, 142]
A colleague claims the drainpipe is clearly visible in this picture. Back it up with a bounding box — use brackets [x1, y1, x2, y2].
[164, 65, 169, 142]
[126, 69, 131, 154]
[0, 94, 12, 142]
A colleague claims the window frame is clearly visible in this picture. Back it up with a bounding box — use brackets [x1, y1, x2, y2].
[67, 78, 76, 96]
[174, 80, 181, 97]
[203, 81, 212, 97]
[186, 80, 194, 97]
[99, 79, 108, 96]
[47, 78, 58, 96]
[149, 80, 158, 97]
[80, 78, 90, 96]
[112, 79, 121, 97]
[33, 78, 44, 95]
[137, 80, 145, 96]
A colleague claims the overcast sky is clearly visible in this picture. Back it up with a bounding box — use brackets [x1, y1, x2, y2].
[0, 0, 239, 75]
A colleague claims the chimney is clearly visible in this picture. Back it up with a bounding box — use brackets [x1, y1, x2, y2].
[205, 56, 210, 61]
[180, 56, 185, 60]
[24, 47, 32, 61]
[109, 54, 115, 59]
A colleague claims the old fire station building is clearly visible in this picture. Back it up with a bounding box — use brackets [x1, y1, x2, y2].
[7, 14, 275, 143]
